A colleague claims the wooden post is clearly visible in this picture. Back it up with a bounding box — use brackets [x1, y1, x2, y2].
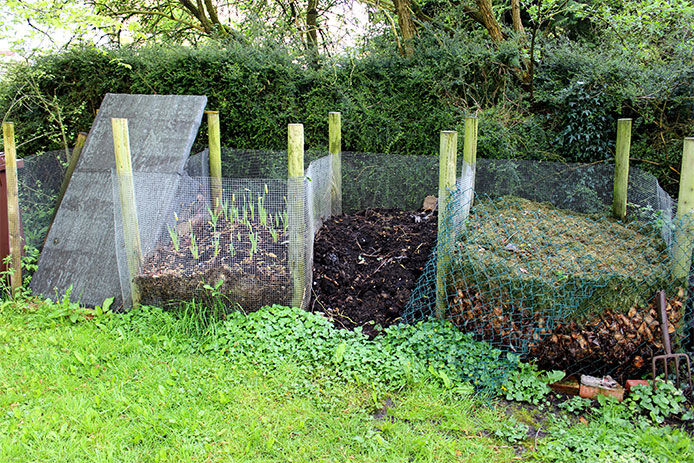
[436, 130, 458, 318]
[329, 111, 342, 216]
[612, 118, 632, 220]
[2, 122, 22, 295]
[206, 111, 223, 213]
[111, 118, 143, 307]
[45, 132, 87, 239]
[460, 116, 478, 221]
[673, 137, 694, 281]
[288, 123, 306, 308]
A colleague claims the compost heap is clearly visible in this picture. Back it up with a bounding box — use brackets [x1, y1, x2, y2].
[312, 207, 437, 337]
[447, 196, 684, 379]
[136, 195, 291, 310]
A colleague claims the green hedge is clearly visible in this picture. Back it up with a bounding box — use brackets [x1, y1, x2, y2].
[1, 37, 691, 195]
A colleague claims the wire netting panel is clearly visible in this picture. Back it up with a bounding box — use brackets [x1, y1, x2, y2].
[405, 158, 691, 380]
[17, 150, 67, 250]
[114, 152, 334, 311]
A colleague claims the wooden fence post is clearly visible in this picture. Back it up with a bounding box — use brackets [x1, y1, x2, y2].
[2, 122, 22, 295]
[288, 123, 306, 308]
[436, 130, 458, 318]
[673, 137, 694, 281]
[329, 111, 342, 216]
[460, 116, 478, 221]
[111, 118, 143, 307]
[206, 111, 223, 213]
[612, 118, 632, 220]
[44, 132, 88, 245]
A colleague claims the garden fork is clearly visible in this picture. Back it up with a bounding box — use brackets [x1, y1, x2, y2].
[651, 290, 693, 391]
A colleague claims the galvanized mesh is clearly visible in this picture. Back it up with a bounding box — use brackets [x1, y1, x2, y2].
[113, 150, 335, 310]
[404, 159, 691, 381]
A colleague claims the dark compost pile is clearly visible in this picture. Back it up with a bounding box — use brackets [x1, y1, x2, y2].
[311, 208, 437, 337]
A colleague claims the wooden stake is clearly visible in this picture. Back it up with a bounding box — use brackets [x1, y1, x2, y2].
[45, 132, 87, 243]
[673, 137, 694, 281]
[206, 111, 223, 213]
[613, 118, 632, 220]
[2, 122, 22, 295]
[288, 123, 306, 308]
[329, 112, 342, 216]
[460, 116, 478, 220]
[111, 118, 143, 307]
[436, 130, 458, 318]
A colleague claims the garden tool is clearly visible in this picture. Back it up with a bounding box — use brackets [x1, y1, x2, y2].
[651, 290, 693, 391]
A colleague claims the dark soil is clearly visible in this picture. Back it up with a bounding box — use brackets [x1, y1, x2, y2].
[311, 208, 437, 337]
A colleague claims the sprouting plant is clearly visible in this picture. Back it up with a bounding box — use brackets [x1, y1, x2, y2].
[208, 206, 220, 228]
[258, 195, 267, 227]
[242, 205, 247, 222]
[249, 202, 255, 221]
[237, 231, 241, 241]
[229, 241, 235, 258]
[249, 231, 258, 259]
[269, 227, 278, 243]
[167, 225, 180, 251]
[213, 232, 220, 258]
[221, 198, 229, 221]
[282, 210, 289, 232]
[190, 234, 199, 260]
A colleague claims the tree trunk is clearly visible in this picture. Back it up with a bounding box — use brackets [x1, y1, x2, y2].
[511, 0, 525, 35]
[306, 0, 319, 52]
[474, 0, 504, 43]
[393, 0, 416, 56]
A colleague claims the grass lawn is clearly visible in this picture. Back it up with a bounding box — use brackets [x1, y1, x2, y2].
[0, 300, 517, 462]
[1, 296, 692, 462]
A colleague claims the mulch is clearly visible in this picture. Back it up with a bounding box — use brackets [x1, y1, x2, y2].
[311, 208, 437, 337]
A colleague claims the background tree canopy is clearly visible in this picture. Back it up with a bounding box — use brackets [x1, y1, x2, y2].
[0, 0, 692, 194]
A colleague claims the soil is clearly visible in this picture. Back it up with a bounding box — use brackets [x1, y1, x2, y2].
[136, 202, 291, 310]
[311, 208, 437, 337]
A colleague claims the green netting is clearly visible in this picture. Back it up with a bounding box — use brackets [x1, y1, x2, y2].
[405, 178, 693, 382]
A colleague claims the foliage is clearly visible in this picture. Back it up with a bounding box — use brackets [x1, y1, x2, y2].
[627, 382, 691, 424]
[501, 360, 563, 405]
[557, 396, 591, 414]
[494, 417, 529, 444]
[533, 395, 694, 462]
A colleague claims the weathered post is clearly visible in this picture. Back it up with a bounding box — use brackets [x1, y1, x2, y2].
[111, 118, 143, 307]
[329, 111, 342, 216]
[2, 122, 22, 295]
[460, 116, 478, 221]
[44, 132, 88, 243]
[288, 123, 306, 308]
[436, 130, 458, 318]
[206, 111, 223, 213]
[673, 137, 694, 281]
[612, 118, 632, 220]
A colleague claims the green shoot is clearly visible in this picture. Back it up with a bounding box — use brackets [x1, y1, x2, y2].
[249, 231, 258, 259]
[269, 227, 278, 243]
[229, 241, 235, 258]
[190, 234, 199, 260]
[213, 232, 220, 258]
[167, 224, 180, 251]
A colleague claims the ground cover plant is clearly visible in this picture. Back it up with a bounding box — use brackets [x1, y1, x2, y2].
[1, 288, 692, 462]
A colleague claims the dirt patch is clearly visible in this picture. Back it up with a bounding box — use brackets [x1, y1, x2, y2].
[136, 200, 291, 310]
[311, 208, 437, 337]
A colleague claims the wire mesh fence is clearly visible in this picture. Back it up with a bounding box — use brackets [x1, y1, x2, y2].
[405, 159, 692, 381]
[15, 143, 694, 385]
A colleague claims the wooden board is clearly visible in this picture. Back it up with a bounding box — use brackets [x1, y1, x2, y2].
[31, 93, 207, 307]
